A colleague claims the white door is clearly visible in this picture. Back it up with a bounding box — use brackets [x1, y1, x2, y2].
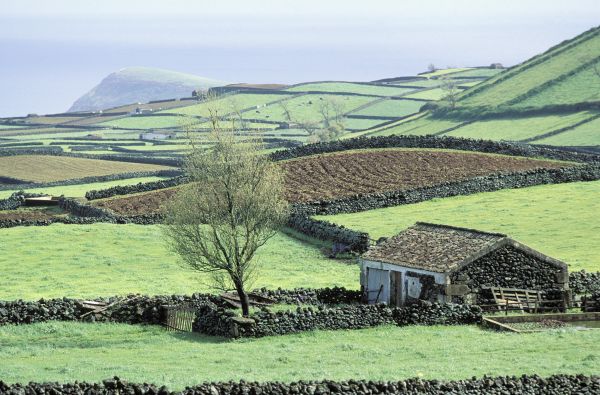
[366, 267, 388, 304]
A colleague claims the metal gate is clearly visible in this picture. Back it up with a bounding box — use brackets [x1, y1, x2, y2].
[162, 304, 197, 332]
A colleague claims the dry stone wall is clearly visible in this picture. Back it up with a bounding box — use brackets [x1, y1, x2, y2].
[450, 245, 564, 292]
[1, 375, 598, 395]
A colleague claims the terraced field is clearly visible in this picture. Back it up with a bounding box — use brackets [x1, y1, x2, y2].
[367, 115, 462, 137]
[0, 155, 172, 183]
[281, 148, 573, 202]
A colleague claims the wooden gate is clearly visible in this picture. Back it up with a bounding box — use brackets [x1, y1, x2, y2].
[162, 304, 196, 332]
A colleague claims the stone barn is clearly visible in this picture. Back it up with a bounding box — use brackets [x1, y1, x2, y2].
[359, 222, 569, 306]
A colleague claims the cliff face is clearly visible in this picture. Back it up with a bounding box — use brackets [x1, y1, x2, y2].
[68, 67, 227, 112]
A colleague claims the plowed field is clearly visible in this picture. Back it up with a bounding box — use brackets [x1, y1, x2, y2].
[93, 188, 177, 216]
[281, 149, 573, 202]
[92, 149, 574, 215]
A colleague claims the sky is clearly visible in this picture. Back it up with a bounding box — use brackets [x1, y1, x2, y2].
[1, 0, 599, 117]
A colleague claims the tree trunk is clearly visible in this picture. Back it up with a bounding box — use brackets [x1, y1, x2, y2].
[234, 281, 251, 317]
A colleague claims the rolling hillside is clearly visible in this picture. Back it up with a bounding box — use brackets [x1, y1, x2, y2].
[68, 67, 228, 112]
[367, 26, 600, 150]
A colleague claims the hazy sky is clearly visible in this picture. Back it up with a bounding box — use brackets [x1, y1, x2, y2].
[1, 0, 599, 117]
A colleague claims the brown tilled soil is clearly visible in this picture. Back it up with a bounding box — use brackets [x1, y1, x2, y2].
[93, 188, 177, 215]
[92, 149, 574, 215]
[0, 208, 63, 221]
[281, 149, 573, 203]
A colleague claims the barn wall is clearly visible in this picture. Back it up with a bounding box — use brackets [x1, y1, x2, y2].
[360, 259, 447, 305]
[450, 245, 565, 292]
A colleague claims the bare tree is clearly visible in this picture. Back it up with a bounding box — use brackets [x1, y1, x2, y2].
[279, 100, 293, 123]
[427, 63, 437, 73]
[163, 118, 288, 316]
[440, 77, 459, 109]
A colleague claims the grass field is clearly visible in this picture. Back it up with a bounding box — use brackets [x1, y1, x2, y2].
[1, 322, 597, 389]
[350, 99, 424, 117]
[0, 176, 170, 199]
[343, 118, 388, 130]
[286, 82, 414, 97]
[419, 68, 473, 78]
[0, 224, 357, 300]
[250, 94, 377, 123]
[96, 115, 189, 130]
[447, 68, 504, 78]
[531, 116, 600, 146]
[515, 61, 600, 107]
[404, 88, 449, 101]
[368, 115, 462, 137]
[163, 94, 289, 117]
[316, 181, 600, 272]
[0, 155, 171, 183]
[443, 112, 594, 141]
[459, 30, 600, 108]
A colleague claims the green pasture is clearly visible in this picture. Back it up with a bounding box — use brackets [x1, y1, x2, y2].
[459, 31, 600, 107]
[96, 115, 190, 130]
[515, 60, 600, 108]
[250, 94, 377, 123]
[391, 79, 442, 88]
[448, 68, 504, 78]
[0, 224, 357, 300]
[163, 93, 289, 117]
[316, 181, 600, 272]
[351, 99, 424, 118]
[419, 67, 473, 78]
[286, 82, 414, 97]
[531, 116, 600, 146]
[404, 88, 454, 101]
[1, 322, 597, 389]
[343, 118, 389, 130]
[0, 124, 27, 129]
[443, 112, 594, 141]
[0, 176, 171, 199]
[368, 115, 462, 137]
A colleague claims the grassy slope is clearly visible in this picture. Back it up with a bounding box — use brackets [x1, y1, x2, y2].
[515, 60, 600, 107]
[351, 99, 424, 117]
[443, 112, 594, 141]
[0, 155, 170, 183]
[96, 115, 188, 130]
[286, 82, 414, 96]
[532, 116, 600, 146]
[404, 88, 449, 101]
[1, 322, 597, 389]
[460, 29, 600, 107]
[0, 224, 357, 300]
[249, 94, 376, 123]
[316, 181, 600, 272]
[163, 94, 288, 117]
[0, 176, 170, 199]
[368, 115, 461, 137]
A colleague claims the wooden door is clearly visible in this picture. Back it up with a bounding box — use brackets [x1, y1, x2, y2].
[390, 271, 402, 306]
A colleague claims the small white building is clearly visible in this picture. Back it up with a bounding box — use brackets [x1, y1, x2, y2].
[360, 222, 568, 306]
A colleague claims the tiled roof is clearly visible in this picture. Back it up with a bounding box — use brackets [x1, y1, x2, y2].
[362, 222, 507, 273]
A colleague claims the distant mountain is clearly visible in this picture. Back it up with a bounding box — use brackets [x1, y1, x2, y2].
[68, 67, 228, 112]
